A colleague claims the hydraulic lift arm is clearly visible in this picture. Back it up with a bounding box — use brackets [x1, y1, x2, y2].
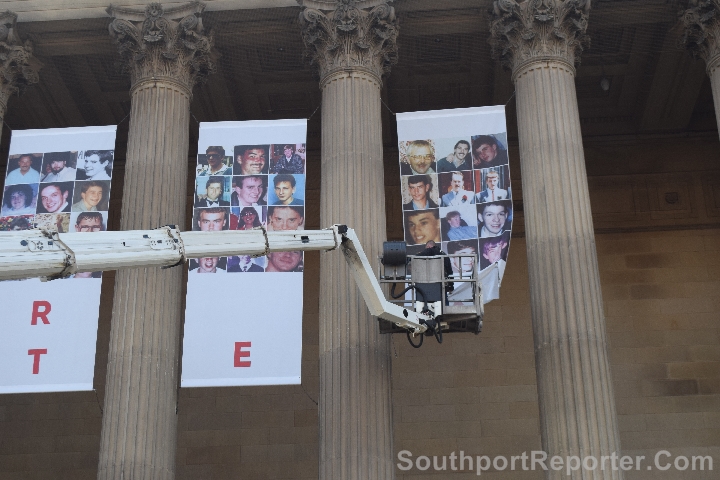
[0, 225, 430, 334]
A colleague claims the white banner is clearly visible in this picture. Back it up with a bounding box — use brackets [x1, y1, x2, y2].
[396, 106, 511, 303]
[182, 119, 307, 387]
[0, 125, 117, 393]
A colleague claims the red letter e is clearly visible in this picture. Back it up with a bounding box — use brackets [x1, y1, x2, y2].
[234, 342, 251, 367]
[31, 301, 51, 325]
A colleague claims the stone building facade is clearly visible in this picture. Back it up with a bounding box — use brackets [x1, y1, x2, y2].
[0, 1, 718, 479]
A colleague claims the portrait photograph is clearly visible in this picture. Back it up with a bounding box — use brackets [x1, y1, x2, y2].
[471, 133, 509, 169]
[34, 213, 71, 233]
[5, 153, 43, 185]
[269, 143, 306, 174]
[40, 151, 78, 183]
[189, 256, 228, 273]
[71, 180, 111, 212]
[265, 251, 304, 273]
[75, 150, 114, 181]
[196, 145, 233, 176]
[193, 207, 230, 232]
[267, 205, 305, 231]
[403, 208, 441, 246]
[230, 205, 265, 230]
[440, 204, 478, 242]
[438, 170, 475, 207]
[401, 173, 439, 211]
[477, 200, 513, 238]
[398, 139, 437, 176]
[231, 175, 268, 207]
[0, 215, 34, 231]
[70, 211, 108, 233]
[433, 137, 473, 173]
[268, 174, 305, 206]
[478, 232, 511, 271]
[234, 144, 269, 175]
[227, 254, 266, 272]
[2, 183, 38, 216]
[37, 181, 74, 214]
[474, 165, 511, 203]
[195, 175, 232, 208]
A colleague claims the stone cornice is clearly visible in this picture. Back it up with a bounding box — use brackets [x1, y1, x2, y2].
[298, 0, 398, 87]
[0, 11, 40, 111]
[489, 0, 591, 78]
[107, 1, 215, 94]
[680, 0, 720, 73]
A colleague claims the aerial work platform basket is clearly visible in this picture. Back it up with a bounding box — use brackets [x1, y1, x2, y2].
[377, 241, 485, 340]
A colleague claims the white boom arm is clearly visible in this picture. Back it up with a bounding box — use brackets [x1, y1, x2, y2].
[0, 225, 430, 334]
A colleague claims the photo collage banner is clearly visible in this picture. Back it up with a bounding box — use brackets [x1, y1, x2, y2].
[182, 119, 307, 387]
[396, 106, 511, 304]
[0, 125, 117, 393]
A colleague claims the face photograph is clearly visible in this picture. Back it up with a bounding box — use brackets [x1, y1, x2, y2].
[438, 170, 475, 207]
[477, 200, 512, 238]
[404, 209, 441, 245]
[267, 206, 304, 231]
[2, 183, 38, 216]
[71, 211, 107, 233]
[268, 174, 305, 206]
[197, 146, 232, 176]
[227, 254, 266, 272]
[474, 166, 510, 203]
[232, 175, 267, 207]
[72, 180, 110, 212]
[479, 232, 510, 271]
[5, 153, 42, 185]
[399, 139, 436, 175]
[37, 182, 74, 214]
[190, 256, 228, 273]
[434, 137, 473, 173]
[269, 143, 306, 174]
[194, 207, 230, 232]
[234, 145, 269, 175]
[77, 150, 113, 181]
[265, 251, 303, 273]
[401, 174, 439, 211]
[444, 239, 479, 276]
[41, 151, 77, 183]
[471, 133, 509, 169]
[440, 204, 478, 242]
[231, 206, 265, 230]
[196, 176, 231, 208]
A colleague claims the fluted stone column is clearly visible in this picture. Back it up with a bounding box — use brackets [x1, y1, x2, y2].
[99, 3, 213, 479]
[681, 0, 720, 139]
[299, 1, 398, 478]
[490, 2, 623, 478]
[0, 11, 39, 141]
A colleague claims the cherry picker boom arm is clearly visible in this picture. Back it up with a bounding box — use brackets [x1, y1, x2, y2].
[0, 225, 430, 334]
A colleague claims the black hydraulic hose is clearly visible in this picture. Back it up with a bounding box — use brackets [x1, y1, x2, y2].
[390, 283, 428, 310]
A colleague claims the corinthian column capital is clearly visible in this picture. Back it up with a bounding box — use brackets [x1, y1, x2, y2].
[298, 0, 399, 86]
[681, 0, 720, 73]
[107, 1, 214, 94]
[490, 0, 591, 78]
[0, 11, 40, 112]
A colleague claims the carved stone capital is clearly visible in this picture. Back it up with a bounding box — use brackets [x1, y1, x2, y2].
[298, 0, 399, 87]
[0, 11, 40, 111]
[680, 0, 720, 73]
[107, 1, 215, 94]
[489, 0, 591, 79]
